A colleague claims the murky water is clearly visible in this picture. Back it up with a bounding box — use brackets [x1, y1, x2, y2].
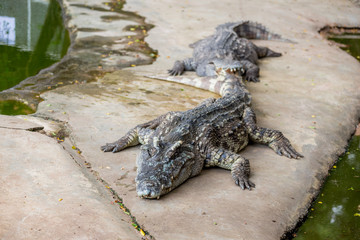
[0, 0, 70, 114]
[329, 33, 360, 62]
[293, 31, 360, 240]
[0, 100, 34, 115]
[294, 136, 360, 240]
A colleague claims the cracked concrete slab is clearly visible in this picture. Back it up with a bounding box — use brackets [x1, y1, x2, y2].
[1, 0, 360, 239]
[0, 121, 140, 240]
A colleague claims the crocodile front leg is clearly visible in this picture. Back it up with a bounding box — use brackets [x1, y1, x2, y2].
[240, 60, 260, 82]
[205, 148, 255, 190]
[101, 113, 169, 153]
[101, 126, 154, 153]
[168, 58, 196, 76]
[243, 107, 303, 159]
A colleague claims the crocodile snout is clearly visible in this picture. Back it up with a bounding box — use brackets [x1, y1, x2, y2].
[136, 180, 161, 199]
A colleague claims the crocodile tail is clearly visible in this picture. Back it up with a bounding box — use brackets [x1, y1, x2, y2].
[225, 21, 295, 43]
[146, 74, 251, 101]
[146, 75, 225, 95]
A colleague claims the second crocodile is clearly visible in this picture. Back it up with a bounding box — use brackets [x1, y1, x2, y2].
[168, 21, 292, 82]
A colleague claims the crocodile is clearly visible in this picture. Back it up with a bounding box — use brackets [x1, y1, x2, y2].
[168, 21, 292, 82]
[101, 64, 302, 199]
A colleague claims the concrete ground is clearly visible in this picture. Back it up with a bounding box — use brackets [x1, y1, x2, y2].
[1, 0, 360, 239]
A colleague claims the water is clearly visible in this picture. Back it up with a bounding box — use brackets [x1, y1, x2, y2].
[294, 32, 360, 240]
[329, 34, 360, 62]
[294, 136, 360, 240]
[0, 0, 70, 114]
[0, 100, 34, 115]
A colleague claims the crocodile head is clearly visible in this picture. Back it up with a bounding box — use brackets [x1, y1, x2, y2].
[209, 57, 245, 76]
[135, 136, 195, 199]
[208, 57, 251, 103]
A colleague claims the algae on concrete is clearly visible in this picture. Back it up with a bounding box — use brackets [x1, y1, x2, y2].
[0, 0, 157, 112]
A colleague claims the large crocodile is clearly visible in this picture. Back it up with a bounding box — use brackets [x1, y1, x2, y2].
[101, 63, 302, 199]
[168, 21, 291, 82]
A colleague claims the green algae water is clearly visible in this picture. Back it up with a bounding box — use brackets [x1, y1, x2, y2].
[294, 136, 360, 239]
[329, 33, 360, 62]
[294, 32, 360, 240]
[0, 100, 34, 115]
[0, 0, 70, 114]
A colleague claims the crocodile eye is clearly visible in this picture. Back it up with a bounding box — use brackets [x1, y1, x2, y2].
[148, 147, 157, 156]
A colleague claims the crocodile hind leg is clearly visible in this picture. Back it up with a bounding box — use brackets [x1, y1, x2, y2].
[205, 148, 255, 190]
[255, 45, 282, 58]
[243, 107, 303, 159]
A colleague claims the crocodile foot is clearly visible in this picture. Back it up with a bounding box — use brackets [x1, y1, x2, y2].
[168, 60, 185, 76]
[101, 141, 126, 153]
[231, 158, 255, 190]
[269, 135, 303, 159]
[245, 75, 259, 82]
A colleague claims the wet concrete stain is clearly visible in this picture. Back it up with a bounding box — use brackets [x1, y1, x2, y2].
[0, 0, 157, 112]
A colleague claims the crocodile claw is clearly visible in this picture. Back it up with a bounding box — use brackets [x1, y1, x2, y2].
[168, 69, 182, 76]
[270, 136, 303, 159]
[168, 60, 185, 76]
[101, 143, 124, 153]
[101, 143, 114, 152]
[235, 177, 256, 190]
[245, 75, 260, 82]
